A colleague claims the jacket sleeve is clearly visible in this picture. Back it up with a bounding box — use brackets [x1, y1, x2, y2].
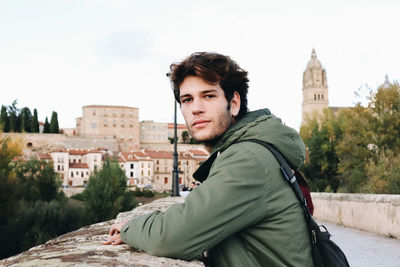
[120, 143, 270, 260]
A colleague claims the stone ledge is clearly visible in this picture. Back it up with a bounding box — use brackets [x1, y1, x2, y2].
[0, 197, 204, 267]
[311, 192, 400, 205]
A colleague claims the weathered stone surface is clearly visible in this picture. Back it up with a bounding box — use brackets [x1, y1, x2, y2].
[312, 193, 400, 239]
[0, 197, 204, 267]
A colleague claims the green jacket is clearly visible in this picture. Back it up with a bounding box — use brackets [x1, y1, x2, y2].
[121, 109, 313, 267]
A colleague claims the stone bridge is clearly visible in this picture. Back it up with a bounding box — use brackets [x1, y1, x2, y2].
[1, 193, 399, 266]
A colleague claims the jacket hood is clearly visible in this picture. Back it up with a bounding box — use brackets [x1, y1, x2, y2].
[194, 109, 305, 182]
[212, 109, 305, 169]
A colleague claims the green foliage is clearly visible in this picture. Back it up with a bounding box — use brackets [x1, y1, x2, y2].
[49, 111, 59, 133]
[300, 109, 340, 192]
[133, 186, 144, 196]
[31, 109, 40, 133]
[121, 190, 138, 212]
[83, 159, 136, 222]
[0, 105, 9, 132]
[3, 198, 93, 259]
[70, 191, 85, 201]
[143, 188, 155, 197]
[0, 139, 95, 259]
[43, 117, 50, 133]
[181, 130, 189, 143]
[20, 107, 32, 132]
[301, 81, 400, 194]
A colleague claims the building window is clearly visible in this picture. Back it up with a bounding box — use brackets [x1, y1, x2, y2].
[91, 122, 97, 128]
[93, 110, 96, 116]
[148, 170, 150, 176]
[179, 178, 182, 184]
[104, 120, 108, 126]
[113, 120, 117, 127]
[164, 177, 168, 184]
[81, 172, 84, 178]
[76, 171, 79, 175]
[130, 163, 134, 169]
[130, 172, 134, 177]
[322, 94, 324, 99]
[121, 120, 125, 127]
[141, 170, 144, 176]
[86, 171, 89, 175]
[314, 94, 316, 100]
[71, 172, 73, 177]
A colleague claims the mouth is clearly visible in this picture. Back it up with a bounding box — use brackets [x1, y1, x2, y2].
[192, 119, 211, 128]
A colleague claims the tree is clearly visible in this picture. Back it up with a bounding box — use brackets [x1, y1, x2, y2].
[31, 109, 40, 133]
[49, 111, 59, 133]
[14, 159, 62, 202]
[43, 117, 50, 133]
[181, 130, 189, 144]
[335, 105, 374, 192]
[8, 100, 20, 132]
[300, 109, 341, 192]
[0, 105, 9, 132]
[20, 107, 32, 133]
[83, 159, 136, 222]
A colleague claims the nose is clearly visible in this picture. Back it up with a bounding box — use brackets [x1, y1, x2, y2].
[191, 98, 204, 115]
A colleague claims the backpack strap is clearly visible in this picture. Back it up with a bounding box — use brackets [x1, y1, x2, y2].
[236, 139, 310, 216]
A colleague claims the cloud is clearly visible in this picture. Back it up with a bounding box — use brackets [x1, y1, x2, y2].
[96, 29, 153, 62]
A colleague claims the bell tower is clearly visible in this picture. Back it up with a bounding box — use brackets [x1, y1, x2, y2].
[302, 49, 329, 124]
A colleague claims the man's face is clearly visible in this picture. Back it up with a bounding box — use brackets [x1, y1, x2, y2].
[179, 76, 240, 144]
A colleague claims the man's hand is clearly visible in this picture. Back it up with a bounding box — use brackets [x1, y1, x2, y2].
[102, 220, 129, 246]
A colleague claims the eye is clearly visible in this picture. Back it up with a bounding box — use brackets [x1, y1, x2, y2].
[181, 97, 192, 103]
[205, 94, 216, 99]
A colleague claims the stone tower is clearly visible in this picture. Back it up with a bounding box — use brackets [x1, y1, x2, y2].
[302, 49, 329, 124]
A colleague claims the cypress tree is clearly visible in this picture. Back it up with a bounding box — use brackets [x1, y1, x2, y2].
[9, 100, 20, 132]
[43, 117, 50, 133]
[31, 109, 39, 133]
[9, 112, 18, 132]
[0, 105, 9, 132]
[49, 111, 59, 133]
[20, 107, 32, 133]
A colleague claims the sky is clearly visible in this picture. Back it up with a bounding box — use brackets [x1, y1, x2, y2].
[1, 0, 399, 130]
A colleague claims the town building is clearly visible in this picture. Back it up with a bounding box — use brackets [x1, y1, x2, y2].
[139, 121, 168, 144]
[75, 105, 140, 150]
[119, 151, 154, 186]
[49, 149, 103, 187]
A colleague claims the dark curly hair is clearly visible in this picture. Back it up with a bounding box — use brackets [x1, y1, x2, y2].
[169, 52, 249, 119]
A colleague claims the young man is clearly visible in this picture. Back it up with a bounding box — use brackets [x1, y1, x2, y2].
[103, 52, 313, 267]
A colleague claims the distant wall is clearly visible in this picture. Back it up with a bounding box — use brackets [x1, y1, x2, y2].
[312, 193, 400, 239]
[2, 133, 119, 154]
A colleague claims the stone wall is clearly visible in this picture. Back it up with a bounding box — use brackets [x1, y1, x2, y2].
[312, 193, 400, 239]
[1, 133, 119, 155]
[0, 197, 204, 267]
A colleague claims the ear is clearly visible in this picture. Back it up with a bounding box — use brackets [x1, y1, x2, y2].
[230, 91, 241, 117]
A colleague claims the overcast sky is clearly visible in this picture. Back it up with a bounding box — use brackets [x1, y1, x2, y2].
[1, 0, 399, 130]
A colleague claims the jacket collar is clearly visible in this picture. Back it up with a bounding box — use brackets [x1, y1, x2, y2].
[193, 109, 271, 182]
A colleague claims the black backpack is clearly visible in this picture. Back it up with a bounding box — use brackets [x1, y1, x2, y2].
[242, 139, 350, 267]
